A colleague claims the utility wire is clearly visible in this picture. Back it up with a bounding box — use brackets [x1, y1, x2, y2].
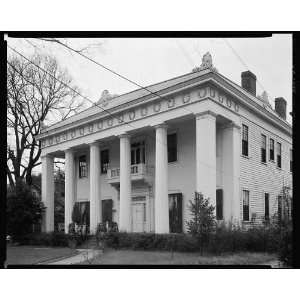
[7, 42, 291, 182]
[7, 44, 243, 180]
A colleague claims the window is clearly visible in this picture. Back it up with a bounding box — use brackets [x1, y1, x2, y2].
[167, 133, 177, 163]
[216, 189, 223, 220]
[269, 138, 275, 161]
[264, 193, 269, 221]
[242, 190, 250, 221]
[290, 149, 293, 172]
[277, 142, 282, 168]
[102, 199, 113, 223]
[74, 201, 90, 225]
[242, 124, 249, 156]
[131, 141, 145, 165]
[79, 155, 88, 178]
[101, 149, 109, 174]
[169, 193, 182, 233]
[278, 195, 282, 223]
[261, 134, 267, 163]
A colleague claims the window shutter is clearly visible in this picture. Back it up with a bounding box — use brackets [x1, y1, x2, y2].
[216, 189, 223, 220]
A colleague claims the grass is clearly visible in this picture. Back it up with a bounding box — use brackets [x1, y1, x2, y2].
[6, 245, 78, 265]
[87, 248, 278, 265]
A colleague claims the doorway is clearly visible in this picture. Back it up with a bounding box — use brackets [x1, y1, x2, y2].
[131, 196, 146, 232]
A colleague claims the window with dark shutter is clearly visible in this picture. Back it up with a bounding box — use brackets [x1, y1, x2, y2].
[216, 189, 223, 220]
[277, 142, 282, 168]
[168, 193, 182, 233]
[265, 193, 269, 221]
[270, 138, 274, 161]
[243, 190, 250, 221]
[242, 125, 249, 156]
[261, 134, 267, 163]
[101, 149, 110, 174]
[79, 155, 88, 178]
[167, 133, 177, 163]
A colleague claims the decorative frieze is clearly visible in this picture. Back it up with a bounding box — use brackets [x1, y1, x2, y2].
[41, 84, 240, 148]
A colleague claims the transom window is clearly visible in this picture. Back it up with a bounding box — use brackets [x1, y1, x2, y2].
[277, 142, 282, 168]
[242, 190, 250, 221]
[101, 149, 110, 174]
[242, 124, 249, 156]
[131, 141, 145, 165]
[261, 134, 267, 163]
[79, 155, 88, 178]
[269, 138, 275, 161]
[167, 133, 177, 163]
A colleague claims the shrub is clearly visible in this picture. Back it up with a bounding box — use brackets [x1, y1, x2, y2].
[7, 183, 45, 239]
[186, 192, 216, 255]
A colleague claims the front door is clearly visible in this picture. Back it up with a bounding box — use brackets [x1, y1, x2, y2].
[132, 197, 146, 232]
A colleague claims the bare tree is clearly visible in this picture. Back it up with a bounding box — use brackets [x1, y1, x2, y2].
[7, 54, 86, 188]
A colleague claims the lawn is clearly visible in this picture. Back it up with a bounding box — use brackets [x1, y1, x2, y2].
[87, 248, 278, 266]
[6, 245, 78, 265]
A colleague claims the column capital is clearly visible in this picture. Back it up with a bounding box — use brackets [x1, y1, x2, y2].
[88, 141, 101, 147]
[221, 121, 241, 131]
[153, 122, 168, 130]
[195, 110, 217, 120]
[65, 147, 75, 154]
[118, 133, 131, 139]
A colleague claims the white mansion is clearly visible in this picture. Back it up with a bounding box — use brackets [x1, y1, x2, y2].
[37, 53, 293, 234]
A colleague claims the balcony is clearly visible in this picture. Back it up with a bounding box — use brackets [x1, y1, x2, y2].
[107, 163, 154, 186]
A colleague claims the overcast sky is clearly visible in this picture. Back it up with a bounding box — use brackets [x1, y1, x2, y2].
[7, 34, 292, 175]
[8, 34, 292, 124]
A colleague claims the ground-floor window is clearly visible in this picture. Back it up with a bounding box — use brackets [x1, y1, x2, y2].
[242, 190, 250, 221]
[169, 193, 182, 233]
[74, 201, 90, 225]
[216, 189, 223, 220]
[264, 193, 269, 221]
[102, 199, 113, 223]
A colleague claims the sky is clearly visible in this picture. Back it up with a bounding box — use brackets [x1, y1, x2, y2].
[7, 34, 293, 123]
[7, 34, 293, 175]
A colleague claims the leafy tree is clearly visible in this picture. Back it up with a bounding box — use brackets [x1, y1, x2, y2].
[186, 192, 216, 255]
[7, 54, 85, 188]
[7, 183, 45, 239]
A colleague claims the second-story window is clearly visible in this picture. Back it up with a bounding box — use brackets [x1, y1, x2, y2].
[290, 149, 293, 172]
[277, 142, 282, 168]
[261, 134, 267, 163]
[270, 138, 275, 161]
[242, 124, 249, 156]
[167, 133, 177, 163]
[79, 155, 88, 178]
[101, 149, 109, 174]
[131, 141, 145, 165]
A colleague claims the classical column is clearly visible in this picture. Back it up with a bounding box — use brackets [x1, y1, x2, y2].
[222, 122, 241, 222]
[89, 142, 101, 234]
[119, 134, 132, 232]
[195, 111, 217, 208]
[154, 123, 169, 233]
[41, 155, 54, 232]
[65, 149, 75, 233]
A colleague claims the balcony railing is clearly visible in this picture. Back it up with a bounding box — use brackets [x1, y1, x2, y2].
[107, 163, 154, 185]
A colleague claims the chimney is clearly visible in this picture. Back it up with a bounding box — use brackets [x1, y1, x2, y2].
[241, 71, 257, 96]
[275, 97, 287, 120]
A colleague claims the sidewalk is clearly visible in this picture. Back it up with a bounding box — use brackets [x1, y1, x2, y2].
[44, 249, 102, 265]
